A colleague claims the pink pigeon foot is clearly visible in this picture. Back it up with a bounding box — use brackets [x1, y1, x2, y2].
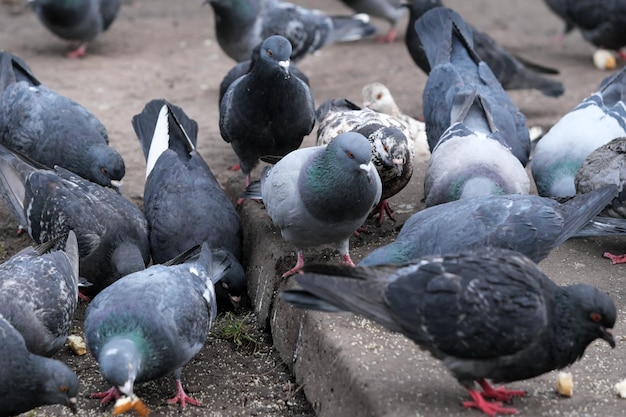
[462, 389, 518, 416]
[282, 251, 305, 278]
[342, 254, 355, 267]
[229, 163, 241, 171]
[603, 252, 626, 264]
[371, 199, 395, 225]
[377, 27, 397, 43]
[67, 43, 87, 59]
[477, 379, 525, 402]
[91, 386, 122, 407]
[166, 379, 201, 408]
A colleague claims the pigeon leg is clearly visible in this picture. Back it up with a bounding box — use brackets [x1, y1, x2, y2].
[343, 254, 356, 267]
[377, 27, 397, 43]
[477, 379, 525, 402]
[282, 250, 305, 278]
[371, 199, 395, 225]
[166, 377, 201, 408]
[91, 386, 122, 407]
[67, 43, 87, 59]
[603, 252, 626, 264]
[462, 389, 518, 416]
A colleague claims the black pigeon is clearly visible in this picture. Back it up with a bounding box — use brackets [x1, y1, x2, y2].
[404, 0, 564, 97]
[0, 51, 125, 189]
[0, 315, 79, 416]
[30, 0, 122, 58]
[417, 6, 531, 166]
[359, 185, 618, 266]
[0, 144, 150, 295]
[132, 99, 246, 310]
[219, 35, 315, 186]
[85, 243, 225, 414]
[0, 232, 79, 357]
[282, 247, 616, 416]
[207, 0, 377, 62]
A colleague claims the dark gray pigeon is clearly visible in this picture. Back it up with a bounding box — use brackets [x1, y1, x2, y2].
[244, 132, 382, 277]
[0, 316, 79, 416]
[132, 99, 246, 310]
[85, 243, 225, 414]
[531, 67, 626, 198]
[0, 232, 79, 357]
[404, 0, 564, 97]
[359, 185, 618, 266]
[0, 51, 125, 189]
[416, 6, 531, 166]
[282, 247, 616, 416]
[423, 89, 530, 207]
[30, 0, 122, 58]
[340, 0, 405, 42]
[0, 144, 149, 296]
[207, 0, 377, 62]
[316, 98, 414, 224]
[219, 35, 315, 187]
[544, 0, 626, 56]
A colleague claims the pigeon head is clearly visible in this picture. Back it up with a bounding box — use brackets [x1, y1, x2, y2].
[41, 359, 79, 413]
[99, 337, 143, 395]
[329, 131, 375, 176]
[215, 256, 247, 312]
[362, 82, 397, 114]
[370, 126, 409, 176]
[87, 144, 126, 188]
[259, 35, 292, 76]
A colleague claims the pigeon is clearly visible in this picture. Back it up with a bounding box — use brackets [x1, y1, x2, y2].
[244, 132, 382, 277]
[339, 0, 405, 43]
[359, 185, 618, 266]
[281, 247, 617, 416]
[416, 6, 531, 166]
[0, 316, 79, 416]
[207, 0, 377, 62]
[219, 35, 315, 187]
[0, 144, 150, 295]
[544, 0, 626, 58]
[531, 67, 626, 198]
[0, 232, 79, 357]
[0, 51, 125, 189]
[361, 82, 427, 145]
[85, 243, 225, 414]
[423, 89, 531, 207]
[132, 99, 246, 310]
[404, 0, 564, 98]
[316, 98, 414, 224]
[30, 0, 122, 58]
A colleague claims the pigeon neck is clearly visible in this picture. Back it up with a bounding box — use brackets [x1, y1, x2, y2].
[99, 336, 143, 395]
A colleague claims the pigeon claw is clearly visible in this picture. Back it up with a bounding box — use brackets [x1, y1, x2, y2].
[166, 380, 201, 408]
[463, 389, 518, 416]
[603, 251, 626, 264]
[371, 199, 395, 226]
[477, 379, 525, 402]
[91, 386, 121, 407]
[282, 251, 305, 278]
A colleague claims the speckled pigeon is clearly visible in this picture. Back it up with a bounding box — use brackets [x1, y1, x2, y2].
[0, 231, 79, 357]
[85, 243, 226, 414]
[207, 0, 377, 62]
[219, 35, 315, 187]
[531, 67, 626, 198]
[0, 144, 149, 295]
[30, 0, 122, 58]
[0, 315, 79, 416]
[244, 132, 382, 277]
[133, 99, 246, 310]
[405, 0, 564, 97]
[316, 98, 414, 224]
[339, 0, 405, 42]
[416, 6, 531, 167]
[359, 185, 617, 266]
[0, 51, 125, 189]
[282, 247, 616, 416]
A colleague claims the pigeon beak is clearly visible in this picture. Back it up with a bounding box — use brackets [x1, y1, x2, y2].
[278, 60, 290, 75]
[230, 294, 242, 311]
[110, 179, 123, 194]
[393, 158, 404, 176]
[602, 328, 616, 348]
[68, 396, 77, 414]
[363, 101, 371, 108]
[359, 163, 374, 182]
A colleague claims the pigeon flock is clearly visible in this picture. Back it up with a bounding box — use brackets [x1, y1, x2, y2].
[1, 0, 626, 416]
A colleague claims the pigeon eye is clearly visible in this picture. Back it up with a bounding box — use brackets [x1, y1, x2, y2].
[267, 49, 273, 57]
[60, 385, 68, 393]
[590, 312, 602, 322]
[101, 167, 108, 175]
[376, 93, 383, 100]
[346, 151, 355, 159]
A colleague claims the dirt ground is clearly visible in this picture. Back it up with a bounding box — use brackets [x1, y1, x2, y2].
[1, 0, 625, 416]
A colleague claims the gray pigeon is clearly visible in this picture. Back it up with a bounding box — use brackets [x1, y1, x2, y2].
[85, 243, 225, 414]
[339, 0, 405, 42]
[244, 132, 382, 277]
[207, 0, 377, 62]
[416, 6, 531, 167]
[282, 247, 616, 416]
[0, 51, 125, 189]
[404, 0, 564, 97]
[132, 99, 246, 310]
[316, 98, 414, 224]
[531, 67, 626, 198]
[30, 0, 122, 58]
[0, 144, 150, 296]
[0, 316, 79, 416]
[544, 0, 626, 55]
[219, 35, 315, 187]
[0, 232, 79, 357]
[423, 89, 530, 207]
[359, 185, 618, 266]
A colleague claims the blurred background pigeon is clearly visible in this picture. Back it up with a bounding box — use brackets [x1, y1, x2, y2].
[207, 0, 377, 62]
[30, 0, 122, 58]
[339, 0, 405, 42]
[0, 232, 79, 357]
[282, 247, 616, 416]
[244, 132, 382, 277]
[0, 315, 79, 415]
